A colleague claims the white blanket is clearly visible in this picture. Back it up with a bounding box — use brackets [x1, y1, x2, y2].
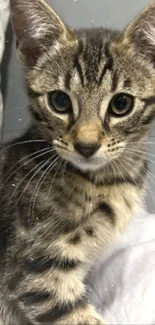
[87, 207, 155, 324]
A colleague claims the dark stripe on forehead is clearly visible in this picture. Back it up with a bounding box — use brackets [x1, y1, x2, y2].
[98, 42, 114, 85]
[65, 72, 72, 90]
[83, 38, 103, 83]
[111, 71, 119, 92]
[73, 40, 84, 87]
[84, 42, 97, 83]
[104, 41, 113, 60]
[98, 39, 103, 64]
[123, 78, 132, 89]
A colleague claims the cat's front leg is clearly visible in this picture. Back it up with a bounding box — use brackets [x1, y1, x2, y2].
[21, 300, 105, 325]
[7, 257, 105, 325]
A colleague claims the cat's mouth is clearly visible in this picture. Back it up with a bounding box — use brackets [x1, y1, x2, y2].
[71, 158, 107, 171]
[61, 151, 110, 171]
[53, 140, 125, 171]
[53, 141, 112, 171]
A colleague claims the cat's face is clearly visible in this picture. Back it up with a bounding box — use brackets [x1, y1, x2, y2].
[11, 0, 155, 171]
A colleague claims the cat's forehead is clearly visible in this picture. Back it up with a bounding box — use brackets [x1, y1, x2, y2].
[75, 27, 118, 51]
[41, 28, 117, 88]
[44, 27, 118, 72]
[29, 27, 153, 99]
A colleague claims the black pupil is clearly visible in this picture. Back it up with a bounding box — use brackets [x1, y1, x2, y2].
[55, 92, 69, 108]
[114, 95, 127, 111]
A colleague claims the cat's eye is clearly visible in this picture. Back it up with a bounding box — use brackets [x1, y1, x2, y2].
[48, 91, 72, 113]
[109, 93, 134, 117]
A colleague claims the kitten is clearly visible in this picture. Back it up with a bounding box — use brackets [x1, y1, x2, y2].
[0, 0, 155, 324]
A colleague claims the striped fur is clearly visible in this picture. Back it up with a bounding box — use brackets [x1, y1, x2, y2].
[1, 0, 155, 324]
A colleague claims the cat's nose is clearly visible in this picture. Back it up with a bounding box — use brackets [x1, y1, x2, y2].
[74, 142, 100, 158]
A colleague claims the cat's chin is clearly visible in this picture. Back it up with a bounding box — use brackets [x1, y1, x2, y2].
[65, 156, 109, 171]
[57, 149, 111, 171]
[71, 161, 106, 171]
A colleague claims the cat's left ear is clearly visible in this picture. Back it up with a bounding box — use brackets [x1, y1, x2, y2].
[10, 0, 76, 66]
[118, 2, 155, 67]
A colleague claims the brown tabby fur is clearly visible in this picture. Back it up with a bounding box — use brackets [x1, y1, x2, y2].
[0, 0, 155, 324]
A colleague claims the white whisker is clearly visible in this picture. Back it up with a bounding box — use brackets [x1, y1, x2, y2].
[0, 147, 55, 192]
[9, 149, 55, 208]
[30, 155, 60, 218]
[0, 139, 46, 155]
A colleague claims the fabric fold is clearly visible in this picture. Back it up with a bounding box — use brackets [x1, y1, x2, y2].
[0, 0, 10, 136]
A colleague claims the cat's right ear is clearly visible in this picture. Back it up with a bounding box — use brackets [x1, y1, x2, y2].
[10, 0, 76, 67]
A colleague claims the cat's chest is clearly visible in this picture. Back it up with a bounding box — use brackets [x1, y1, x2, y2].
[49, 179, 111, 222]
[20, 172, 140, 247]
[34, 174, 137, 232]
[17, 178, 140, 269]
[39, 178, 136, 245]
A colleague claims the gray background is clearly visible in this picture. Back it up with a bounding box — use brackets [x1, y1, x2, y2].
[1, 0, 155, 211]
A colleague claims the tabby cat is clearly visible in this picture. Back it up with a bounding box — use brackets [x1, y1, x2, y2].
[0, 0, 155, 324]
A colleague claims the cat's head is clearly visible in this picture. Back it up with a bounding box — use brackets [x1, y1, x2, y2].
[11, 0, 155, 171]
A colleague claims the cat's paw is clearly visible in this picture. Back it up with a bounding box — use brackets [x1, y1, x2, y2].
[57, 307, 105, 325]
[81, 306, 105, 325]
[82, 314, 105, 325]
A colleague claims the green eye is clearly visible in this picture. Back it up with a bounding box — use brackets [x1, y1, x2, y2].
[48, 91, 72, 113]
[109, 93, 134, 116]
